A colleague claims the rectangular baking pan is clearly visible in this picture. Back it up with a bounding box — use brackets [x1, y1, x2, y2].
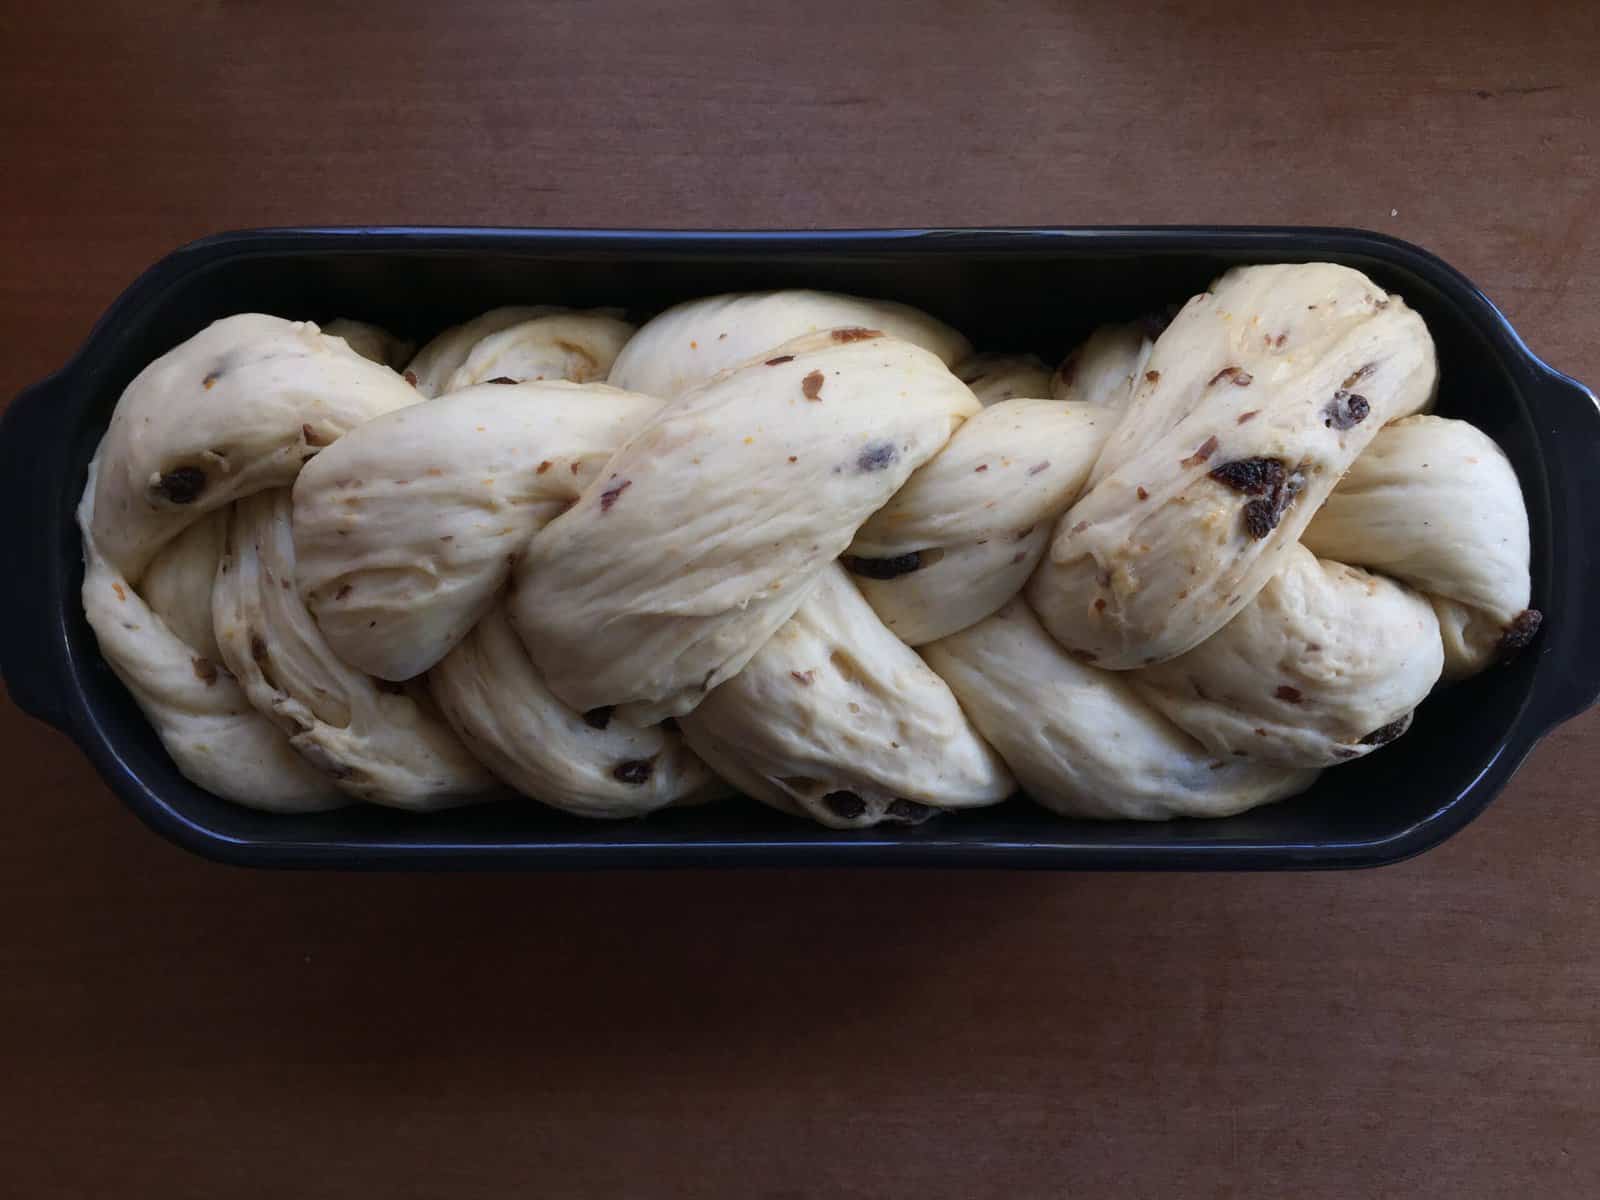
[3, 226, 1596, 869]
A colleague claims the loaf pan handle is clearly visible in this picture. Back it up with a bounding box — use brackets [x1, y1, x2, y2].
[0, 369, 72, 731]
[1533, 363, 1600, 730]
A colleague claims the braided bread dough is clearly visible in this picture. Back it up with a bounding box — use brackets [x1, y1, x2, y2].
[607, 289, 971, 398]
[429, 601, 724, 818]
[77, 312, 655, 812]
[1129, 542, 1444, 767]
[678, 566, 1013, 828]
[87, 313, 422, 580]
[439, 310, 635, 393]
[1301, 414, 1537, 678]
[845, 397, 1112, 646]
[292, 380, 662, 681]
[78, 266, 1540, 827]
[79, 467, 342, 811]
[212, 489, 494, 807]
[923, 599, 1316, 820]
[78, 315, 429, 808]
[402, 306, 563, 397]
[1029, 264, 1437, 669]
[511, 329, 981, 724]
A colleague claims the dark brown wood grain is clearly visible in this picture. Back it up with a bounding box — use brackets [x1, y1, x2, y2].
[2, 1, 1597, 1196]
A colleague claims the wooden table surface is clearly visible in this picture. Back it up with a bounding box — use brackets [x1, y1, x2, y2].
[3, 2, 1597, 1195]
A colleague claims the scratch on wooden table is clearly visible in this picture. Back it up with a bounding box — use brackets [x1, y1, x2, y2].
[1471, 83, 1566, 99]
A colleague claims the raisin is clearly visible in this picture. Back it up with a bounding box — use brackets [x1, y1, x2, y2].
[801, 370, 825, 400]
[191, 657, 218, 685]
[1211, 456, 1301, 539]
[599, 478, 632, 511]
[613, 759, 654, 784]
[1498, 609, 1543, 658]
[842, 552, 922, 580]
[1242, 498, 1278, 539]
[822, 790, 867, 819]
[1275, 685, 1303, 703]
[1211, 457, 1285, 495]
[765, 354, 795, 366]
[856, 442, 898, 472]
[829, 328, 881, 343]
[1324, 390, 1370, 430]
[1208, 366, 1252, 387]
[155, 467, 206, 504]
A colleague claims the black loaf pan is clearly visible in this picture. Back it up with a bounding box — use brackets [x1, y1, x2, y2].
[3, 227, 1597, 870]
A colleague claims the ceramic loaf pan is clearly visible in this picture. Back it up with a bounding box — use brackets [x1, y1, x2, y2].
[2, 226, 1596, 869]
